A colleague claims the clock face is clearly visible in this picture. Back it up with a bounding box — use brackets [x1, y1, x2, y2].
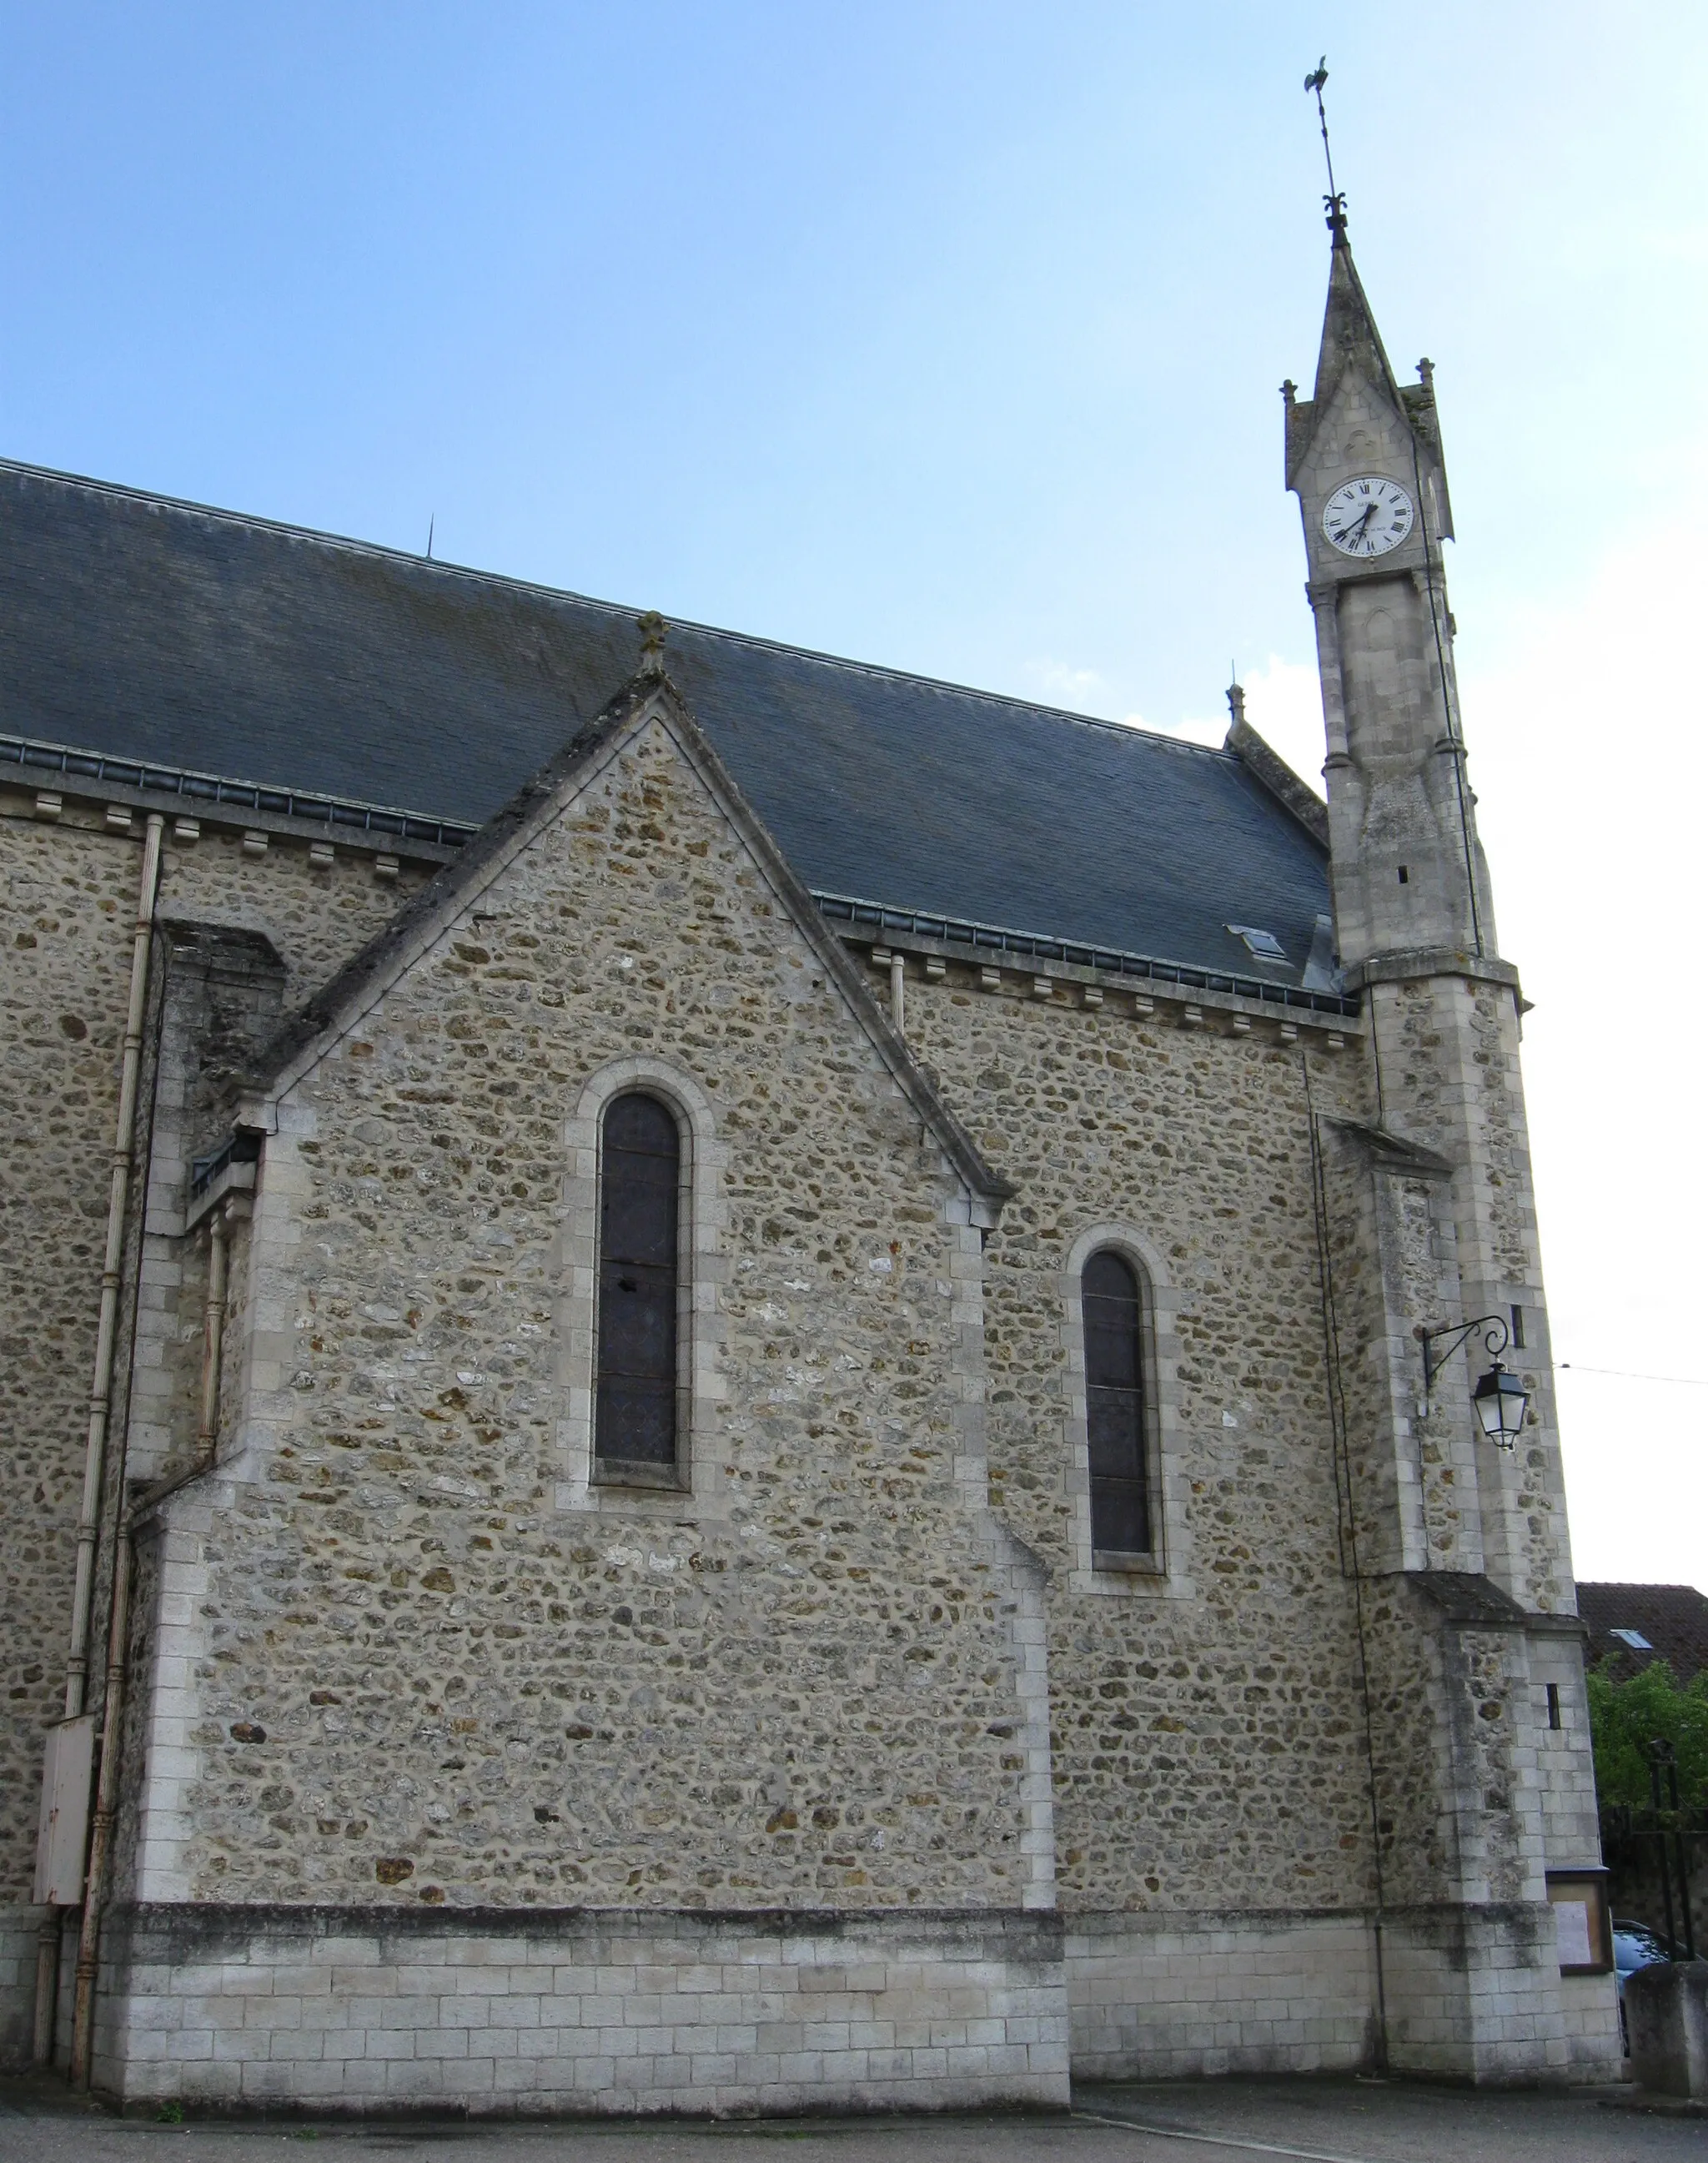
[1322, 475, 1414, 558]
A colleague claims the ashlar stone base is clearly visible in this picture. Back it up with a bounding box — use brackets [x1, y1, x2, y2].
[1066, 1909, 1379, 2079]
[1064, 1904, 1622, 2088]
[74, 1897, 1624, 2109]
[92, 1903, 1071, 2115]
[1379, 1902, 1620, 2085]
[1625, 1959, 1708, 2099]
[0, 1901, 53, 2069]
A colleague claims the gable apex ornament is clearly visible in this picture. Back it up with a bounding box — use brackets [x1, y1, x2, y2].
[637, 611, 667, 679]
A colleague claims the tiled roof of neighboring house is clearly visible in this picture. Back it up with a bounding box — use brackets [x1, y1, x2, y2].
[0, 460, 1338, 994]
[1577, 1582, 1708, 1687]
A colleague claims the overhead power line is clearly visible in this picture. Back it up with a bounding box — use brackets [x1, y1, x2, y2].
[1557, 1363, 1708, 1388]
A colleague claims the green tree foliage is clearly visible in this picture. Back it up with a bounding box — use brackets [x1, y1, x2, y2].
[1587, 1660, 1708, 1812]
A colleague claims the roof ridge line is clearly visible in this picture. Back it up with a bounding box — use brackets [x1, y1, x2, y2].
[0, 455, 1238, 764]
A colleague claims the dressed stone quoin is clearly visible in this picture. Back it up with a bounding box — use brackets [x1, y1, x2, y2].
[0, 206, 1620, 2110]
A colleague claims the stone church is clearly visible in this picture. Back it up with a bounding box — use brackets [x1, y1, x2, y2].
[1, 211, 1620, 2113]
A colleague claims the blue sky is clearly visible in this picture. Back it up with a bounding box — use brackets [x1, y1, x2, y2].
[4, 3, 1705, 1581]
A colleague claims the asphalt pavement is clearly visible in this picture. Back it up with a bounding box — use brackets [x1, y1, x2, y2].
[1, 2075, 1700, 2163]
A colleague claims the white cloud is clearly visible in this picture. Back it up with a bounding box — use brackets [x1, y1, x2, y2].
[1150, 712, 1223, 746]
[1146, 656, 1329, 766]
[1462, 522, 1708, 1587]
[1027, 658, 1108, 707]
[1026, 656, 1199, 742]
[1196, 571, 1705, 1587]
[1237, 656, 1326, 795]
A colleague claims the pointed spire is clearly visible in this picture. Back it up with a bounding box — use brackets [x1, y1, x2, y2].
[1310, 232, 1402, 409]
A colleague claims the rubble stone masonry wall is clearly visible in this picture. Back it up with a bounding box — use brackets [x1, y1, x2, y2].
[1, 808, 138, 1912]
[128, 717, 1041, 1919]
[1374, 977, 1569, 1613]
[898, 965, 1382, 1921]
[2, 732, 1617, 2095]
[1, 789, 430, 2060]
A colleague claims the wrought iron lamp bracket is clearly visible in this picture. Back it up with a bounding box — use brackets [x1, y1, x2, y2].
[1417, 1312, 1510, 1419]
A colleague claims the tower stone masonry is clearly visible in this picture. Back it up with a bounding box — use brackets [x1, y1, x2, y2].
[0, 209, 1617, 2110]
[1287, 212, 1595, 2076]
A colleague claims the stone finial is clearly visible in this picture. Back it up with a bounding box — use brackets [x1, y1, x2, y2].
[1415, 356, 1435, 390]
[637, 611, 667, 678]
[1226, 678, 1247, 728]
[1280, 379, 1297, 405]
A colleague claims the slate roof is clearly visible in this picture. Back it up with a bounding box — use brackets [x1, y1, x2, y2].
[0, 459, 1336, 993]
[1577, 1582, 1708, 1688]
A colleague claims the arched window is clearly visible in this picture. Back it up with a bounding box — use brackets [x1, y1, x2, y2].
[1083, 1250, 1152, 1556]
[595, 1093, 681, 1474]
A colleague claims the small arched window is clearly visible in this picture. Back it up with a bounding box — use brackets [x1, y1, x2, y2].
[595, 1093, 681, 1474]
[1083, 1250, 1152, 1556]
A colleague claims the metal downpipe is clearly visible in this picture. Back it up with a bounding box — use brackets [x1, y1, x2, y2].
[37, 812, 163, 2072]
[63, 811, 163, 1721]
[68, 1516, 132, 2090]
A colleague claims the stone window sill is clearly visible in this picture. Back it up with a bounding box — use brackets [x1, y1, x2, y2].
[1075, 1552, 1191, 1598]
[555, 1472, 730, 1523]
[1093, 1549, 1164, 1575]
[591, 1458, 687, 1493]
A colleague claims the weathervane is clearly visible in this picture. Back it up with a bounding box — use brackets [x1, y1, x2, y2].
[1304, 56, 1348, 241]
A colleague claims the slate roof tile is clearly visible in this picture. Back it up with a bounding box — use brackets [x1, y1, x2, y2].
[0, 460, 1333, 983]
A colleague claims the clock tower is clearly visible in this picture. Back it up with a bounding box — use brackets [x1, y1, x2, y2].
[1284, 204, 1495, 973]
[1284, 200, 1562, 1610]
[1284, 205, 1612, 2082]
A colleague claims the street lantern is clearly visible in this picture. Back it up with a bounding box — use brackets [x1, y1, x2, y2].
[1419, 1314, 1532, 1450]
[1469, 1360, 1530, 1451]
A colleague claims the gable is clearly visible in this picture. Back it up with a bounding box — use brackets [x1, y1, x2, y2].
[1292, 365, 1421, 503]
[243, 674, 1011, 1219]
[146, 691, 1048, 1928]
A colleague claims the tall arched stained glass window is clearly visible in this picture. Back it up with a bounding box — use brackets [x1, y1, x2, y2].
[1083, 1250, 1152, 1555]
[595, 1094, 681, 1472]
